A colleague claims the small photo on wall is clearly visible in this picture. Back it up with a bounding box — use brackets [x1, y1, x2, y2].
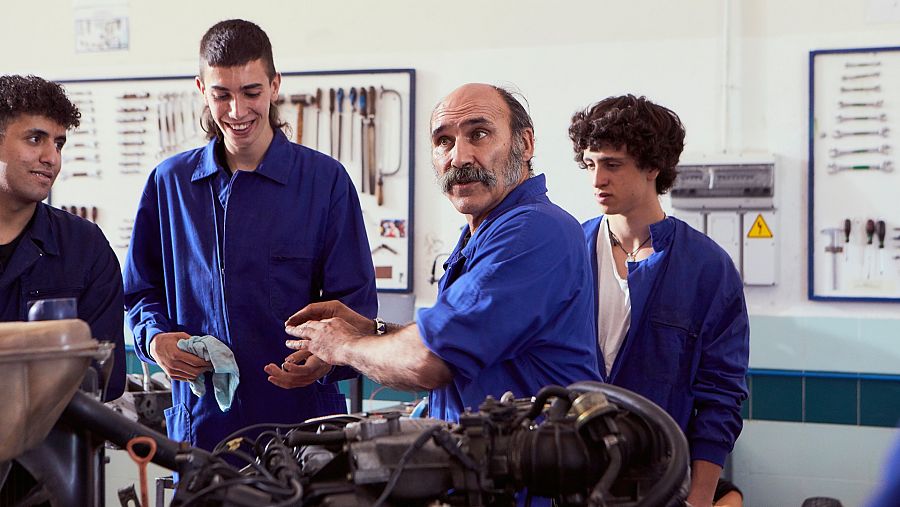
[380, 219, 406, 238]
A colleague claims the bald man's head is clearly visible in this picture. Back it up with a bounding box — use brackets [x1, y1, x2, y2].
[432, 83, 535, 170]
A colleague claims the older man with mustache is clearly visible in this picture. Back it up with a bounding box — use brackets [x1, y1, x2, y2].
[283, 83, 601, 423]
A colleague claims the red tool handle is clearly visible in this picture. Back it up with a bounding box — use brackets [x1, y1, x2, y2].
[126, 436, 157, 507]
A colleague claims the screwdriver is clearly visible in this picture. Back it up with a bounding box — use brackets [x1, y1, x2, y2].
[865, 219, 875, 280]
[315, 88, 322, 150]
[349, 87, 358, 162]
[336, 88, 345, 161]
[842, 218, 852, 268]
[877, 220, 886, 275]
[329, 88, 336, 156]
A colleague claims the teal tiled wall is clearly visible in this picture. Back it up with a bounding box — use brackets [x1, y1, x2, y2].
[750, 375, 802, 422]
[745, 313, 900, 427]
[745, 369, 900, 428]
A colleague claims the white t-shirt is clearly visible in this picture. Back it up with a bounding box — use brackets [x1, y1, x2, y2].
[596, 216, 631, 378]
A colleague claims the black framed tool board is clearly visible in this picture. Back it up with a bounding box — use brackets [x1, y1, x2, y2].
[50, 68, 415, 293]
[809, 47, 900, 302]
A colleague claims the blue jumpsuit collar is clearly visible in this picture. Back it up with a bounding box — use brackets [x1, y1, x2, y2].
[191, 129, 293, 185]
[0, 204, 57, 287]
[462, 174, 547, 254]
[24, 204, 59, 256]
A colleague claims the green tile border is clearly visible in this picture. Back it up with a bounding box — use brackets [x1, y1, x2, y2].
[751, 375, 803, 422]
[747, 368, 900, 428]
[804, 377, 857, 425]
[859, 379, 900, 428]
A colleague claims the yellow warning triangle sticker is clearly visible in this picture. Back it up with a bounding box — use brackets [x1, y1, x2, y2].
[747, 214, 773, 238]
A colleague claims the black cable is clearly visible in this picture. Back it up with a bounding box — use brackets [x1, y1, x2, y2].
[214, 448, 280, 482]
[213, 422, 305, 454]
[515, 385, 574, 426]
[268, 478, 304, 507]
[372, 426, 442, 507]
[285, 428, 348, 446]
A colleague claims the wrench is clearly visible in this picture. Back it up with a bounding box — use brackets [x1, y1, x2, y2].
[833, 127, 889, 139]
[836, 113, 887, 123]
[828, 161, 893, 174]
[845, 61, 880, 68]
[839, 100, 883, 108]
[841, 85, 881, 93]
[829, 144, 890, 157]
[841, 72, 880, 80]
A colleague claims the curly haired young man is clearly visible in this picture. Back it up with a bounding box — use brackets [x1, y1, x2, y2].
[569, 95, 749, 507]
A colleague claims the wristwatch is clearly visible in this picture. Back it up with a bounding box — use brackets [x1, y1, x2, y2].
[374, 317, 387, 335]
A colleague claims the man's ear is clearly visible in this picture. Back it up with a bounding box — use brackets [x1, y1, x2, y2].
[271, 72, 282, 99]
[195, 75, 205, 95]
[521, 128, 535, 161]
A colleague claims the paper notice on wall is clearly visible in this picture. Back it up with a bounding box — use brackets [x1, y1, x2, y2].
[73, 0, 129, 53]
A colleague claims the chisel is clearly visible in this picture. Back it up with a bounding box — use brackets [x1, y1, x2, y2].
[359, 88, 368, 193]
[349, 87, 357, 162]
[336, 88, 345, 161]
[315, 88, 323, 150]
[329, 88, 336, 156]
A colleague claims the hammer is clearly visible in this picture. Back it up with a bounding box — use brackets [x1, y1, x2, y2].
[290, 94, 315, 145]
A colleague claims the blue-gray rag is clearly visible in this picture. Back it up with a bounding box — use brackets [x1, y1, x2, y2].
[176, 335, 240, 412]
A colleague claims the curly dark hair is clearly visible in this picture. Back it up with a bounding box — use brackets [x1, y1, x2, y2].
[0, 75, 80, 135]
[568, 94, 684, 194]
[198, 19, 286, 140]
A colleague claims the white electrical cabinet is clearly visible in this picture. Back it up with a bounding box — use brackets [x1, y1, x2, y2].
[671, 160, 778, 286]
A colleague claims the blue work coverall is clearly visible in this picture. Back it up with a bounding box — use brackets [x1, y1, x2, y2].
[583, 215, 749, 467]
[0, 203, 125, 400]
[418, 174, 602, 422]
[124, 131, 377, 451]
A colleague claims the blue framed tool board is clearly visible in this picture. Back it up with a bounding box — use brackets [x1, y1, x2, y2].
[809, 47, 900, 302]
[50, 68, 416, 293]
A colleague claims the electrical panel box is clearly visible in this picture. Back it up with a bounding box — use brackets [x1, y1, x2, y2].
[671, 160, 777, 286]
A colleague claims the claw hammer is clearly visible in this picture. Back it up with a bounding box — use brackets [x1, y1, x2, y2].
[290, 94, 315, 145]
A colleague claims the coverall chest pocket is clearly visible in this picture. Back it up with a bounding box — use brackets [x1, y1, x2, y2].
[25, 286, 83, 320]
[644, 313, 698, 384]
[268, 243, 316, 321]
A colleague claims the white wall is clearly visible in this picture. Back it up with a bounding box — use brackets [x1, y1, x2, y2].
[5, 0, 900, 315]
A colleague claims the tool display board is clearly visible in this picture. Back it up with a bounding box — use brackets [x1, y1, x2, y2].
[50, 68, 415, 293]
[809, 47, 900, 301]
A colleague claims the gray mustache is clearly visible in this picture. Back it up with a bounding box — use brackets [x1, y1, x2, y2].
[439, 164, 497, 193]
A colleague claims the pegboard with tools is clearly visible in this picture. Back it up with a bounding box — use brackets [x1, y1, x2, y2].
[809, 47, 900, 301]
[49, 68, 415, 293]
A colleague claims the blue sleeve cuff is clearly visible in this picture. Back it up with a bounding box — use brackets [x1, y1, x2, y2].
[690, 439, 731, 468]
[136, 324, 168, 364]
